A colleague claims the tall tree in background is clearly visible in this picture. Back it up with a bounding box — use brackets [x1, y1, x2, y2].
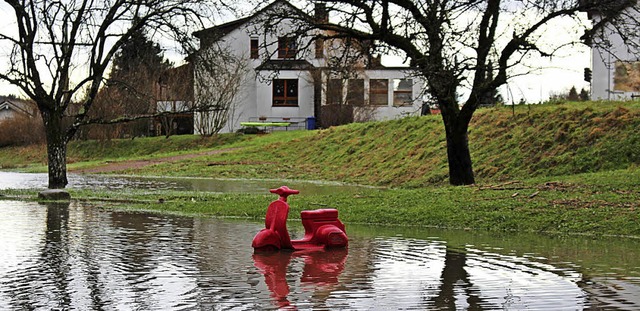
[568, 86, 580, 101]
[276, 0, 638, 185]
[579, 88, 590, 101]
[0, 0, 217, 188]
[89, 27, 171, 139]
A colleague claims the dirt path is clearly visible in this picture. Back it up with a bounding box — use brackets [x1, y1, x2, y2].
[72, 148, 240, 174]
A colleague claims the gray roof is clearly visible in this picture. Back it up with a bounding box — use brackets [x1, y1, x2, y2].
[193, 0, 311, 41]
[0, 99, 35, 118]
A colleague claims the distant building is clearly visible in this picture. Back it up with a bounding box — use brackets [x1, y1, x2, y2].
[155, 64, 195, 135]
[585, 1, 640, 100]
[0, 97, 36, 122]
[192, 0, 425, 133]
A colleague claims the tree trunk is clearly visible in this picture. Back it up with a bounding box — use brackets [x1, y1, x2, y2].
[43, 111, 69, 189]
[442, 113, 475, 186]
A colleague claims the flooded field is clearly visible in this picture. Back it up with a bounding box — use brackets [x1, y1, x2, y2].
[1, 200, 638, 310]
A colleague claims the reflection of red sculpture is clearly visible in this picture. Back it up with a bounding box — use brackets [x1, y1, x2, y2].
[252, 248, 348, 309]
[252, 186, 348, 251]
[252, 251, 293, 309]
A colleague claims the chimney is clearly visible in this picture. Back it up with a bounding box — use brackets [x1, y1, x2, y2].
[315, 2, 328, 24]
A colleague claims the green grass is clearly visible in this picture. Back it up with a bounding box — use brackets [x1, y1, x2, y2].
[1, 101, 639, 237]
[471, 102, 640, 181]
[92, 101, 640, 188]
[0, 144, 47, 169]
[6, 101, 638, 187]
[69, 133, 247, 160]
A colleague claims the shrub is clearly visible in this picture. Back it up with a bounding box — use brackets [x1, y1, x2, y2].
[0, 114, 45, 147]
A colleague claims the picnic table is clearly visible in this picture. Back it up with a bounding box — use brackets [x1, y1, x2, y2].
[240, 121, 292, 133]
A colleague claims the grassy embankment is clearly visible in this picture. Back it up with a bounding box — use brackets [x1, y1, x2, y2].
[1, 101, 639, 237]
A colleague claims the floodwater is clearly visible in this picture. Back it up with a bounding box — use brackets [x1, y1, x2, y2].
[0, 171, 369, 194]
[1, 200, 639, 310]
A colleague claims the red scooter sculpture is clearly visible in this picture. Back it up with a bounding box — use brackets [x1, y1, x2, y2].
[252, 186, 348, 251]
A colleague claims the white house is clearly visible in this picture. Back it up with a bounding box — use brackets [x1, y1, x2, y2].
[586, 2, 640, 100]
[192, 0, 424, 134]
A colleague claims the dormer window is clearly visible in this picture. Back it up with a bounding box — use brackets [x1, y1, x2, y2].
[278, 37, 297, 59]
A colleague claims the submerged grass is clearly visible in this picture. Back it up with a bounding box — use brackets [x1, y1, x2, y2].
[5, 166, 637, 237]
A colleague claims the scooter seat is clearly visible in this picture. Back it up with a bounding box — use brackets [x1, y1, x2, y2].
[301, 209, 338, 220]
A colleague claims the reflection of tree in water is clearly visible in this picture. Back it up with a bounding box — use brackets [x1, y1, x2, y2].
[107, 211, 198, 308]
[343, 237, 493, 309]
[429, 247, 490, 310]
[2, 202, 72, 309]
[1, 202, 202, 310]
[44, 202, 73, 307]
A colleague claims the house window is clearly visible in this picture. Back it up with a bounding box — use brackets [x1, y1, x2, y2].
[393, 79, 413, 106]
[327, 79, 343, 104]
[250, 38, 259, 59]
[369, 79, 389, 106]
[346, 79, 364, 106]
[278, 37, 297, 59]
[273, 79, 298, 106]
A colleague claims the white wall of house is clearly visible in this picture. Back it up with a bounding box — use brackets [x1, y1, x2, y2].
[362, 69, 424, 120]
[194, 22, 257, 134]
[590, 5, 640, 100]
[0, 104, 14, 121]
[319, 69, 424, 121]
[195, 2, 319, 134]
[0, 109, 14, 121]
[194, 0, 424, 133]
[255, 70, 315, 119]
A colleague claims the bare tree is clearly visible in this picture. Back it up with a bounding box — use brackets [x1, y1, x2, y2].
[266, 0, 638, 185]
[0, 0, 217, 188]
[192, 43, 249, 136]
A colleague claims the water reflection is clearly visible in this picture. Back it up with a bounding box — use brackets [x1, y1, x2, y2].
[0, 171, 368, 194]
[0, 200, 638, 310]
[2, 201, 74, 310]
[252, 249, 348, 309]
[430, 248, 488, 309]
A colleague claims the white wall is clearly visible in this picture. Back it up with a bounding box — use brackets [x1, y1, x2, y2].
[319, 69, 424, 121]
[195, 1, 424, 133]
[0, 101, 34, 121]
[196, 2, 318, 134]
[255, 70, 315, 120]
[0, 107, 14, 121]
[364, 69, 424, 120]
